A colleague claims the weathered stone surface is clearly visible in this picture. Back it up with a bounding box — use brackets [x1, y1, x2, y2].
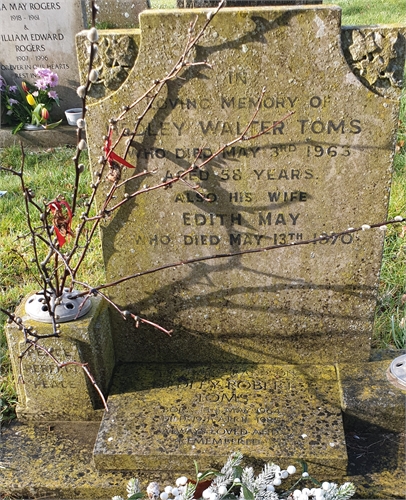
[6, 295, 114, 421]
[85, 0, 149, 28]
[76, 29, 140, 104]
[86, 7, 406, 365]
[177, 0, 322, 7]
[0, 0, 85, 119]
[94, 363, 347, 474]
[0, 124, 77, 148]
[339, 359, 406, 433]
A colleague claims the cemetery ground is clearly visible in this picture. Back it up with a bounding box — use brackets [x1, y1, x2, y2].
[1, 93, 406, 498]
[1, 0, 406, 498]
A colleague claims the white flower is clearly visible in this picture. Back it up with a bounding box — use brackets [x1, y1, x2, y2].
[89, 69, 99, 83]
[147, 482, 160, 499]
[78, 139, 87, 151]
[218, 485, 228, 495]
[87, 27, 99, 42]
[76, 85, 86, 98]
[202, 488, 213, 499]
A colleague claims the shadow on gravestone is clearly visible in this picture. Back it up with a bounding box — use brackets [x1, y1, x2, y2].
[81, 5, 406, 477]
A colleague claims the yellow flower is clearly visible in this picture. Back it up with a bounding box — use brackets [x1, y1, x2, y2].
[26, 94, 35, 106]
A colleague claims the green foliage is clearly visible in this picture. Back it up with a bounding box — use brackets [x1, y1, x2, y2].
[0, 145, 104, 423]
[0, 69, 61, 134]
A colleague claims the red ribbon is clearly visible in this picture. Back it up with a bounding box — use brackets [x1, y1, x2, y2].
[104, 128, 135, 169]
[48, 199, 73, 247]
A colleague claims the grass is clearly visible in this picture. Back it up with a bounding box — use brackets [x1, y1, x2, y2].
[1, 0, 406, 424]
[0, 147, 104, 423]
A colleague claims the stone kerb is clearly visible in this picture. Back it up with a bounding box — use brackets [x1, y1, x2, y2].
[85, 6, 405, 366]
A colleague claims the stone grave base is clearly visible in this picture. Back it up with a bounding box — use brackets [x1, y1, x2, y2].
[1, 354, 405, 499]
[0, 125, 77, 149]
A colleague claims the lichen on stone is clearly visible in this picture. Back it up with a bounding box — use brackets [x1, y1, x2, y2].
[341, 27, 406, 98]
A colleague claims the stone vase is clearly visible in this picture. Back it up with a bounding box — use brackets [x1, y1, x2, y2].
[6, 293, 115, 421]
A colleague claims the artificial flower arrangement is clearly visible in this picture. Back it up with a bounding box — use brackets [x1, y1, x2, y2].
[0, 67, 62, 134]
[113, 453, 356, 500]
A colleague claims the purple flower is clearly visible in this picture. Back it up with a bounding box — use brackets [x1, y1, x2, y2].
[35, 78, 48, 90]
[34, 67, 51, 78]
[0, 76, 6, 91]
[48, 72, 59, 87]
[9, 85, 18, 93]
[48, 90, 58, 100]
[8, 98, 19, 105]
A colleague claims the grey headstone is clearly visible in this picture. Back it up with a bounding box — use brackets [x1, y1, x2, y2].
[0, 0, 86, 120]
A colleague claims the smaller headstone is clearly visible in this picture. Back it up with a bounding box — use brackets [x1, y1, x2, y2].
[0, 0, 86, 120]
[6, 296, 114, 421]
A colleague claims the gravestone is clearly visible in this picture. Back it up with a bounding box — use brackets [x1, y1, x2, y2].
[177, 0, 322, 8]
[83, 5, 406, 476]
[85, 0, 150, 28]
[75, 29, 140, 103]
[0, 0, 86, 121]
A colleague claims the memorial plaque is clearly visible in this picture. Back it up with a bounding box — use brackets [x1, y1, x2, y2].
[94, 363, 347, 473]
[0, 0, 85, 119]
[86, 6, 405, 368]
